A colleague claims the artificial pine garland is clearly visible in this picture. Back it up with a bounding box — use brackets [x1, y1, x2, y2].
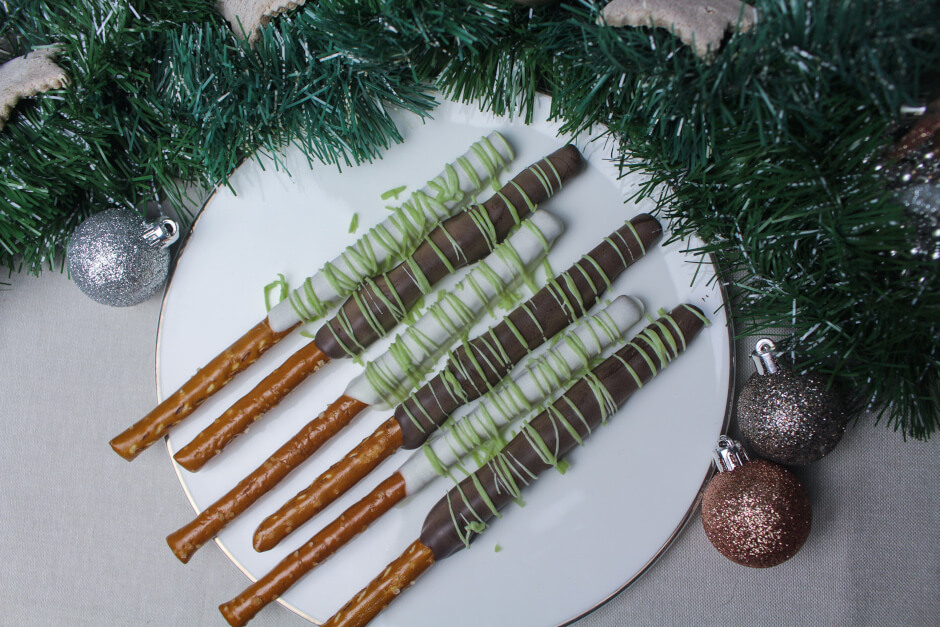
[0, 1, 217, 271]
[1, 0, 937, 438]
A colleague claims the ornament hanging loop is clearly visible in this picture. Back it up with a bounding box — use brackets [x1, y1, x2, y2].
[751, 338, 779, 375]
[713, 435, 749, 473]
[142, 217, 179, 250]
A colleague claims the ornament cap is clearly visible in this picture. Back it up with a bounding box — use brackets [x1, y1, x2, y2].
[751, 338, 780, 375]
[713, 436, 750, 473]
[142, 217, 179, 249]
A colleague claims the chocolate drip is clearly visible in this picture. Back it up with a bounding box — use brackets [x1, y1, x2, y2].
[315, 145, 584, 360]
[395, 213, 663, 449]
[419, 304, 706, 560]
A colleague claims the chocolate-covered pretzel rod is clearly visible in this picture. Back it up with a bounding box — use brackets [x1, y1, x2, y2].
[110, 134, 513, 461]
[313, 145, 582, 360]
[165, 213, 562, 563]
[252, 214, 662, 552]
[395, 213, 661, 449]
[422, 304, 707, 556]
[324, 304, 708, 627]
[218, 297, 642, 627]
[172, 148, 582, 472]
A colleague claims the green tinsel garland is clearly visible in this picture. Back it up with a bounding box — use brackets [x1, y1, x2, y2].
[1, 0, 937, 439]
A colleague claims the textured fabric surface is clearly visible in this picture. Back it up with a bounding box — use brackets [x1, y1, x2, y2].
[1, 268, 937, 627]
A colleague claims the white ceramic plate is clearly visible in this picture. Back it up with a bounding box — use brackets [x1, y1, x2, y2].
[158, 96, 733, 627]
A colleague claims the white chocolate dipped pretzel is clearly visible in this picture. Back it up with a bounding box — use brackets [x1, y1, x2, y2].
[344, 210, 565, 410]
[268, 132, 514, 332]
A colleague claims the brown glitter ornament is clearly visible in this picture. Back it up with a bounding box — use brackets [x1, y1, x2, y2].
[701, 437, 812, 568]
[736, 339, 846, 466]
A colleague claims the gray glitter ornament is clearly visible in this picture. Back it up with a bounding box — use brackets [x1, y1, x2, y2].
[736, 339, 846, 466]
[702, 436, 812, 568]
[67, 207, 179, 307]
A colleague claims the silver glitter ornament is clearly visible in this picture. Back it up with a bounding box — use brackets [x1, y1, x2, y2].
[880, 99, 940, 187]
[736, 339, 846, 466]
[67, 207, 179, 307]
[896, 183, 940, 261]
[701, 436, 812, 568]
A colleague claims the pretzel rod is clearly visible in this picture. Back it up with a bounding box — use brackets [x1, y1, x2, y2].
[172, 147, 582, 471]
[323, 540, 435, 627]
[166, 395, 368, 563]
[165, 215, 561, 561]
[253, 417, 403, 552]
[219, 473, 407, 627]
[109, 320, 296, 461]
[252, 215, 661, 551]
[325, 305, 706, 627]
[110, 135, 512, 462]
[173, 342, 329, 471]
[219, 298, 642, 624]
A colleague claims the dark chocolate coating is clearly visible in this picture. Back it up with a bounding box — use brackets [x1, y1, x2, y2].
[315, 145, 584, 359]
[419, 304, 706, 560]
[395, 213, 663, 449]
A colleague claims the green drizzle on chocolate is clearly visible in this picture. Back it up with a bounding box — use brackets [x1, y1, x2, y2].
[446, 308, 696, 547]
[424, 307, 624, 486]
[360, 216, 552, 406]
[285, 134, 513, 324]
[398, 216, 655, 440]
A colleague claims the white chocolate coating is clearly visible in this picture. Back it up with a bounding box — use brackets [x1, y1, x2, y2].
[397, 295, 644, 493]
[344, 210, 565, 409]
[267, 132, 515, 332]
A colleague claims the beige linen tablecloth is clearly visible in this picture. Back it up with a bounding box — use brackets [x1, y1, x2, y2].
[1, 267, 937, 627]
